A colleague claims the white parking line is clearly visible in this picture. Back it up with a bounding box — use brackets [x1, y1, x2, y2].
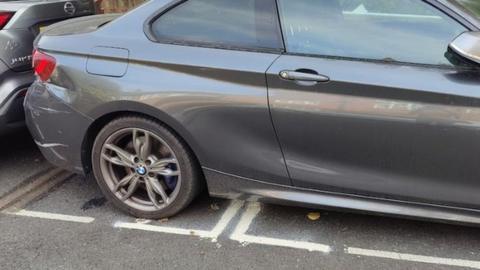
[346, 247, 480, 269]
[209, 200, 244, 239]
[114, 200, 244, 240]
[7, 209, 94, 223]
[114, 221, 213, 238]
[230, 201, 262, 237]
[230, 202, 331, 253]
[5, 201, 479, 269]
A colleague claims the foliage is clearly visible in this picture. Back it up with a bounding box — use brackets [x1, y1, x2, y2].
[339, 0, 480, 17]
[457, 0, 480, 17]
[339, 0, 435, 14]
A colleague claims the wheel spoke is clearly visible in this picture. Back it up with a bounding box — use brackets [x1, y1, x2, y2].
[145, 180, 162, 209]
[101, 154, 129, 167]
[148, 177, 169, 204]
[132, 129, 142, 156]
[114, 173, 135, 192]
[104, 144, 135, 168]
[149, 158, 177, 172]
[154, 168, 180, 177]
[120, 176, 140, 201]
[140, 132, 151, 161]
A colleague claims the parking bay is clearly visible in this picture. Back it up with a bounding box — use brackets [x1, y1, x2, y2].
[1, 172, 480, 269]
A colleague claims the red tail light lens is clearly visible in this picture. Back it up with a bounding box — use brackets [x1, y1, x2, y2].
[32, 50, 56, 82]
[0, 12, 14, 29]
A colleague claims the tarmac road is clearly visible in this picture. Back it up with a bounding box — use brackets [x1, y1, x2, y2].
[1, 173, 480, 270]
[1, 129, 480, 270]
[0, 128, 50, 198]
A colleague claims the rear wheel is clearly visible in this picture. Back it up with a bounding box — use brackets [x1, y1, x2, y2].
[91, 116, 201, 219]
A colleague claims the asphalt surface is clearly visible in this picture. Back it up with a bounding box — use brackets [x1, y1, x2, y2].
[0, 129, 50, 197]
[0, 131, 480, 270]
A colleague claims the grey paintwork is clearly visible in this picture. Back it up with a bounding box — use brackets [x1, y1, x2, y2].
[0, 0, 94, 133]
[24, 0, 480, 224]
[267, 55, 480, 209]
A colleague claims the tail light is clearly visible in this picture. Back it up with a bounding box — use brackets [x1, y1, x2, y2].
[0, 12, 14, 29]
[32, 50, 56, 82]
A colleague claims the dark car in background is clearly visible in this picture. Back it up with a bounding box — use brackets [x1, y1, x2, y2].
[24, 0, 480, 224]
[0, 0, 94, 134]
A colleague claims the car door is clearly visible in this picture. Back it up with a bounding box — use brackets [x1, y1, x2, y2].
[267, 0, 480, 207]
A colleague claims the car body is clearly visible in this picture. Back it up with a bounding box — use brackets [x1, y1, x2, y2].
[0, 0, 94, 134]
[25, 0, 480, 224]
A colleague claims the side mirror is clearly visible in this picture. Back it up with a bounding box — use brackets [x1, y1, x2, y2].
[449, 31, 480, 64]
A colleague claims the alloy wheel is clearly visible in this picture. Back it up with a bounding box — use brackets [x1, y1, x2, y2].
[99, 128, 181, 212]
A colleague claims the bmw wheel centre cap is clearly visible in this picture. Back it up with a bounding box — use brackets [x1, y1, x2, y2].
[136, 166, 147, 176]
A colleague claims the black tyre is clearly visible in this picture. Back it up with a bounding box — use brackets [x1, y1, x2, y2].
[91, 116, 202, 219]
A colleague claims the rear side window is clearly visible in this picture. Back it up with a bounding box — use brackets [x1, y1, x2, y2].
[277, 0, 467, 66]
[151, 0, 282, 51]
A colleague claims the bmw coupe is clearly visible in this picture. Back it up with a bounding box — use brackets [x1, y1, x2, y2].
[25, 0, 480, 224]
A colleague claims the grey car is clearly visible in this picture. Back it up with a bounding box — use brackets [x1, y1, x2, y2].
[0, 0, 94, 134]
[24, 0, 480, 224]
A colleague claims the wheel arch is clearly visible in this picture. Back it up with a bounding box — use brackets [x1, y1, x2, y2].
[81, 100, 204, 175]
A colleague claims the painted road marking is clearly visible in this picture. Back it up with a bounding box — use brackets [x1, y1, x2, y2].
[7, 209, 94, 223]
[209, 200, 244, 239]
[230, 202, 332, 253]
[114, 221, 213, 237]
[4, 200, 479, 269]
[0, 168, 72, 211]
[114, 200, 244, 240]
[346, 247, 480, 269]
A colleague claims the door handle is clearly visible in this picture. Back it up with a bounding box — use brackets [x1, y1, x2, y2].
[279, 70, 330, 83]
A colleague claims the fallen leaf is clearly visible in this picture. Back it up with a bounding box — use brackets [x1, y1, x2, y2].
[135, 218, 152, 224]
[159, 218, 169, 223]
[307, 212, 321, 221]
[210, 203, 220, 211]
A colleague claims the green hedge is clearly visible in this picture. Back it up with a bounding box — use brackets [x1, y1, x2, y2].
[339, 0, 480, 17]
[457, 0, 480, 15]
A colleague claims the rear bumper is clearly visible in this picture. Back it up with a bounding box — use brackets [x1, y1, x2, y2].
[0, 61, 34, 134]
[24, 81, 93, 174]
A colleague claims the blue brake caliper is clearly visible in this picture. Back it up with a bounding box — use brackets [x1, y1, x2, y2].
[164, 164, 178, 190]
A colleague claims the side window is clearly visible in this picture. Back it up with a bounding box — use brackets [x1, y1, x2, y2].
[151, 0, 282, 51]
[277, 0, 467, 66]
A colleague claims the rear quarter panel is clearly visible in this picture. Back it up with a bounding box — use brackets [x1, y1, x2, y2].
[34, 0, 291, 184]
